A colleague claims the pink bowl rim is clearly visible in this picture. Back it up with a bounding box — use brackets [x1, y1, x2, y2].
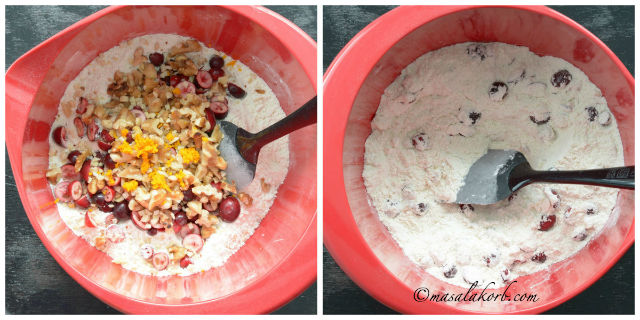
[6, 5, 317, 314]
[323, 5, 634, 314]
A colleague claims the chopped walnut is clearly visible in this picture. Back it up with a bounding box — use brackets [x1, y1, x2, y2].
[46, 167, 61, 184]
[201, 225, 216, 239]
[260, 178, 271, 193]
[238, 193, 253, 207]
[168, 54, 198, 76]
[94, 236, 107, 251]
[132, 47, 147, 67]
[168, 40, 201, 57]
[186, 200, 202, 219]
[168, 244, 187, 261]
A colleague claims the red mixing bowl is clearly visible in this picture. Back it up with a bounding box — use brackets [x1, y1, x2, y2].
[6, 5, 316, 314]
[323, 5, 633, 314]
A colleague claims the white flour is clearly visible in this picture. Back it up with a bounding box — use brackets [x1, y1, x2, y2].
[48, 34, 289, 276]
[362, 42, 623, 287]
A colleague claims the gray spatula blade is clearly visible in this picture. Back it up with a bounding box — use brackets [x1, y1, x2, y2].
[455, 149, 527, 205]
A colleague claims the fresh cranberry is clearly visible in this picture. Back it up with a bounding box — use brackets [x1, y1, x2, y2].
[174, 212, 188, 226]
[209, 55, 224, 70]
[104, 154, 116, 170]
[204, 108, 216, 133]
[100, 129, 115, 143]
[179, 256, 192, 268]
[52, 126, 67, 147]
[61, 164, 80, 180]
[551, 69, 572, 88]
[92, 193, 107, 207]
[196, 70, 213, 89]
[140, 244, 154, 260]
[209, 68, 225, 81]
[99, 202, 114, 212]
[169, 75, 187, 87]
[67, 180, 83, 200]
[75, 195, 90, 208]
[147, 228, 158, 236]
[183, 234, 204, 252]
[67, 150, 82, 163]
[54, 181, 72, 202]
[538, 214, 556, 231]
[97, 140, 112, 151]
[76, 97, 88, 114]
[178, 222, 200, 238]
[176, 81, 196, 96]
[87, 119, 99, 141]
[219, 197, 241, 222]
[80, 159, 92, 182]
[183, 188, 195, 202]
[73, 117, 86, 137]
[152, 252, 169, 270]
[210, 100, 229, 119]
[531, 252, 547, 263]
[84, 211, 97, 228]
[443, 265, 457, 278]
[113, 201, 130, 220]
[149, 52, 164, 67]
[227, 83, 246, 98]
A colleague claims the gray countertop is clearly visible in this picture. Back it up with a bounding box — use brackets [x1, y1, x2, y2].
[5, 5, 316, 315]
[322, 5, 634, 314]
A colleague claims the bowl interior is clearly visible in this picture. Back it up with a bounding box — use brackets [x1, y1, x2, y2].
[342, 7, 633, 313]
[21, 6, 316, 304]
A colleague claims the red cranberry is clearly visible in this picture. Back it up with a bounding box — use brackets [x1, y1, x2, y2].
[219, 197, 241, 222]
[76, 97, 88, 114]
[87, 119, 99, 141]
[73, 117, 86, 137]
[180, 256, 192, 268]
[183, 188, 195, 202]
[104, 154, 116, 170]
[98, 202, 114, 212]
[196, 70, 213, 89]
[149, 52, 164, 67]
[209, 68, 225, 81]
[100, 129, 115, 143]
[92, 193, 107, 207]
[126, 131, 134, 143]
[80, 159, 92, 182]
[169, 75, 183, 87]
[227, 83, 246, 99]
[67, 150, 82, 163]
[174, 212, 188, 226]
[210, 100, 229, 119]
[52, 126, 67, 147]
[147, 228, 158, 236]
[113, 201, 130, 220]
[538, 214, 556, 231]
[551, 69, 572, 88]
[209, 55, 224, 70]
[531, 252, 547, 263]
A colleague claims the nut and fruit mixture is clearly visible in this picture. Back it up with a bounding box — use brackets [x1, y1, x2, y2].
[46, 36, 278, 274]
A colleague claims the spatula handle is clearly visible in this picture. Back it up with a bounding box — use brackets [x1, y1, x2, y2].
[237, 96, 317, 164]
[512, 165, 634, 190]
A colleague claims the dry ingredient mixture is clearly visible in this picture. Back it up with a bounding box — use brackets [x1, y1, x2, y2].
[46, 34, 289, 276]
[363, 42, 624, 287]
